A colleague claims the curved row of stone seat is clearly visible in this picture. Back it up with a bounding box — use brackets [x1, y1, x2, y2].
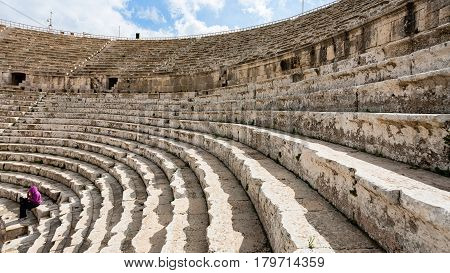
[2, 93, 267, 252]
[0, 133, 271, 252]
[0, 133, 208, 253]
[70, 0, 414, 76]
[11, 139, 204, 253]
[0, 26, 108, 75]
[22, 108, 450, 175]
[114, 118, 450, 252]
[41, 40, 450, 110]
[28, 79, 450, 177]
[124, 154, 173, 253]
[64, 141, 174, 253]
[31, 49, 450, 175]
[0, 141, 204, 253]
[0, 198, 25, 241]
[28, 79, 450, 171]
[0, 146, 125, 253]
[40, 65, 450, 115]
[0, 93, 43, 101]
[0, 143, 164, 253]
[0, 161, 96, 252]
[0, 129, 275, 252]
[0, 105, 35, 112]
[0, 159, 100, 252]
[8, 115, 449, 252]
[0, 92, 44, 105]
[203, 68, 450, 114]
[0, 110, 25, 117]
[0, 196, 38, 252]
[1, 172, 84, 253]
[122, 135, 268, 252]
[37, 68, 449, 129]
[125, 132, 268, 252]
[2, 121, 384, 252]
[0, 91, 44, 134]
[87, 142, 208, 253]
[0, 181, 60, 253]
[0, 100, 36, 107]
[37, 38, 450, 103]
[0, 172, 81, 252]
[278, 40, 450, 96]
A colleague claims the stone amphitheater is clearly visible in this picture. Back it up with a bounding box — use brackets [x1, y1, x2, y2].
[0, 0, 448, 253]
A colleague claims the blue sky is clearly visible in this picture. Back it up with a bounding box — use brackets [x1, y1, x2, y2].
[0, 0, 335, 37]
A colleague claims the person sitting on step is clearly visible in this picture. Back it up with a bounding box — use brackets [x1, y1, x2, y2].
[19, 184, 42, 219]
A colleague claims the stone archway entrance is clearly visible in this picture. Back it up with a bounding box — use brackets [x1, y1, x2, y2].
[11, 72, 26, 86]
[107, 77, 118, 90]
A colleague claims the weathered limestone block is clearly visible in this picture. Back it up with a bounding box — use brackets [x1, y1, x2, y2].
[58, 118, 449, 252]
[28, 110, 447, 173]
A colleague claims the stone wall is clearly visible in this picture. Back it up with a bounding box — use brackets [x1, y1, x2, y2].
[54, 0, 447, 93]
[1, 0, 447, 93]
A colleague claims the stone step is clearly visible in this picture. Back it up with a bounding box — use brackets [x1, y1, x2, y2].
[0, 171, 77, 205]
[0, 110, 26, 117]
[0, 95, 42, 102]
[126, 155, 173, 253]
[7, 126, 271, 252]
[134, 122, 450, 253]
[0, 141, 177, 253]
[4, 121, 266, 252]
[0, 182, 58, 253]
[0, 105, 32, 111]
[0, 101, 36, 107]
[0, 116, 20, 123]
[124, 132, 270, 252]
[0, 161, 98, 252]
[246, 68, 450, 113]
[0, 123, 14, 130]
[0, 136, 210, 253]
[163, 140, 270, 252]
[0, 197, 40, 253]
[0, 171, 80, 252]
[37, 42, 450, 112]
[99, 163, 146, 253]
[80, 121, 382, 252]
[34, 66, 450, 116]
[0, 134, 200, 253]
[0, 132, 269, 252]
[0, 148, 134, 253]
[8, 117, 449, 252]
[0, 182, 58, 221]
[19, 111, 449, 174]
[0, 198, 36, 242]
[3, 123, 385, 252]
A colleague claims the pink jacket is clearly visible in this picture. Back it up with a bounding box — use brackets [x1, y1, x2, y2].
[28, 186, 42, 205]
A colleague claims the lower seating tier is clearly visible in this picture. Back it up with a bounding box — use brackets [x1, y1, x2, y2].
[2, 112, 448, 252]
[21, 110, 450, 175]
[0, 129, 385, 253]
[0, 135, 274, 252]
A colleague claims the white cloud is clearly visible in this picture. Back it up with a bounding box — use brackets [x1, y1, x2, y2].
[238, 0, 273, 21]
[168, 0, 226, 15]
[0, 0, 172, 38]
[0, 0, 337, 38]
[167, 0, 229, 36]
[137, 6, 166, 24]
[278, 0, 288, 8]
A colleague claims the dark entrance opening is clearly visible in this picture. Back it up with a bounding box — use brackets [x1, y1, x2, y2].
[11, 73, 26, 86]
[108, 77, 118, 90]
